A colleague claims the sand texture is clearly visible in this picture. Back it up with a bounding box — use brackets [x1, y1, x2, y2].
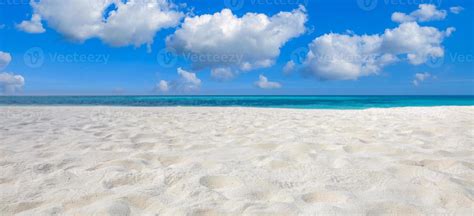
[0, 106, 473, 215]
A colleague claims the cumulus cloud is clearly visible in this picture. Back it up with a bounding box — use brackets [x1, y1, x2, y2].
[413, 72, 432, 86]
[166, 6, 307, 74]
[255, 75, 281, 89]
[0, 51, 26, 94]
[211, 67, 235, 81]
[157, 80, 169, 92]
[0, 51, 12, 69]
[450, 6, 464, 14]
[283, 60, 296, 74]
[0, 73, 25, 94]
[392, 4, 447, 23]
[177, 67, 201, 91]
[302, 18, 454, 80]
[157, 68, 201, 93]
[303, 33, 398, 80]
[26, 0, 183, 50]
[98, 0, 183, 50]
[382, 22, 453, 65]
[16, 14, 45, 34]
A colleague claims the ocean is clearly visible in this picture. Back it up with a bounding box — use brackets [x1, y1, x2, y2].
[1, 96, 473, 109]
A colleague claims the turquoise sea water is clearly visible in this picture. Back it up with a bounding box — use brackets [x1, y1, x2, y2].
[1, 96, 473, 109]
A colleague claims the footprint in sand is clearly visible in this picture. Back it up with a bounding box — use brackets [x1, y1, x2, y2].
[268, 160, 290, 169]
[33, 163, 54, 174]
[199, 176, 242, 190]
[301, 191, 348, 203]
[106, 200, 131, 216]
[158, 156, 183, 167]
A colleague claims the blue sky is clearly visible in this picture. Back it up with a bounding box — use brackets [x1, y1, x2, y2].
[0, 0, 472, 95]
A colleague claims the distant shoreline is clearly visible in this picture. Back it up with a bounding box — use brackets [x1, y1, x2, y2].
[1, 95, 473, 109]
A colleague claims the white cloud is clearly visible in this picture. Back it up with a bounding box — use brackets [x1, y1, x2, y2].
[382, 22, 453, 65]
[255, 75, 281, 89]
[166, 6, 307, 73]
[16, 14, 45, 34]
[177, 67, 201, 91]
[0, 51, 25, 94]
[157, 68, 201, 93]
[444, 27, 456, 37]
[283, 60, 295, 74]
[392, 4, 447, 23]
[31, 0, 113, 40]
[413, 72, 432, 86]
[0, 51, 12, 69]
[450, 6, 464, 14]
[0, 73, 25, 94]
[302, 33, 397, 80]
[157, 80, 169, 92]
[98, 0, 183, 50]
[27, 0, 183, 50]
[211, 67, 235, 81]
[302, 22, 453, 80]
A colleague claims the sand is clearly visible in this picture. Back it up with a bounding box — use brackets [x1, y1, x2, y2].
[0, 106, 473, 215]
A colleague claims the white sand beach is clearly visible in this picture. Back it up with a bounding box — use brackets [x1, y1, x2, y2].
[0, 106, 473, 215]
